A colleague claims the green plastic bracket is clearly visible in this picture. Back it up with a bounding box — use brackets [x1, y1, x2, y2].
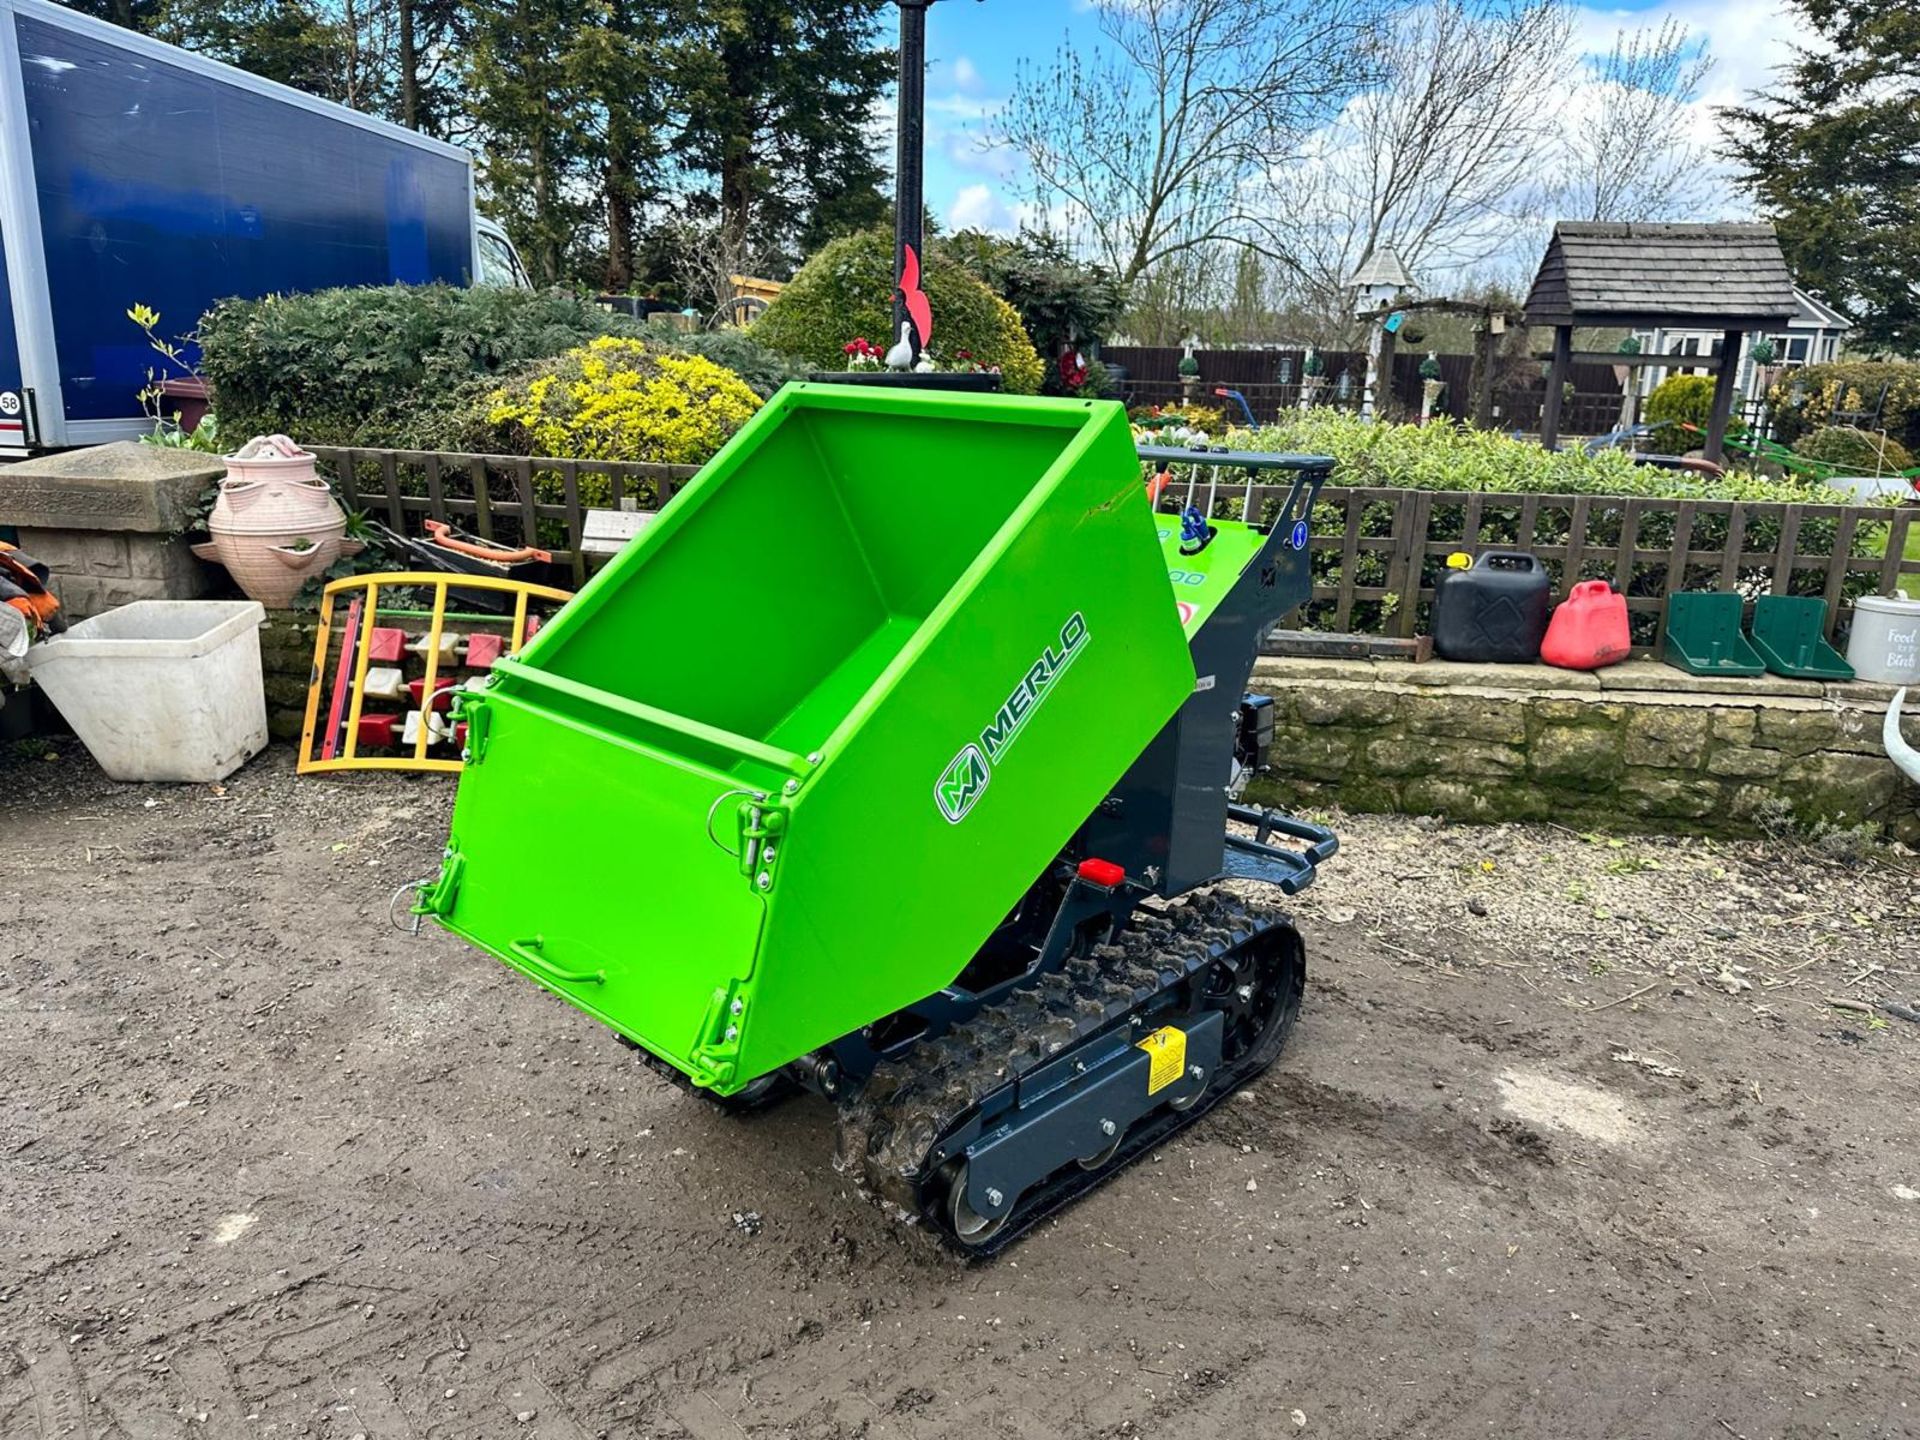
[1748, 595, 1855, 680]
[1662, 593, 1765, 677]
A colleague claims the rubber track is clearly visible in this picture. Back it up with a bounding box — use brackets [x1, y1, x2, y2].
[832, 888, 1288, 1242]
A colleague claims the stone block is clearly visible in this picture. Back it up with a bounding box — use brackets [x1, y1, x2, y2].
[1403, 692, 1528, 744]
[1528, 722, 1623, 789]
[43, 573, 180, 616]
[1295, 684, 1400, 727]
[1710, 709, 1758, 745]
[1705, 744, 1788, 779]
[1364, 734, 1522, 779]
[0, 442, 223, 533]
[1621, 706, 1712, 769]
[1529, 697, 1627, 728]
[15, 526, 211, 616]
[1251, 657, 1376, 687]
[263, 673, 315, 711]
[1754, 706, 1887, 758]
[1596, 660, 1811, 698]
[1402, 775, 1552, 823]
[1780, 752, 1901, 827]
[1327, 777, 1400, 814]
[1824, 679, 1908, 706]
[1618, 770, 1723, 820]
[126, 534, 212, 587]
[1396, 660, 1601, 692]
[79, 532, 132, 578]
[1277, 729, 1351, 783]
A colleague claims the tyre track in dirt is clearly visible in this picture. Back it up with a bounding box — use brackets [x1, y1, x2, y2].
[3, 752, 1916, 1438]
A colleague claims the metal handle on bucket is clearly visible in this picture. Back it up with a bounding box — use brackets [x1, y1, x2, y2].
[509, 936, 606, 985]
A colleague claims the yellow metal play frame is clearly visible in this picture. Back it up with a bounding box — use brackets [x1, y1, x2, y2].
[297, 572, 573, 775]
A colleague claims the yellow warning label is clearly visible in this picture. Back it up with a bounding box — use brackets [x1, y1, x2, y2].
[1138, 1026, 1187, 1095]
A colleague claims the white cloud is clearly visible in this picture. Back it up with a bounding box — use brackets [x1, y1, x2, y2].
[1573, 0, 1811, 103]
[952, 55, 984, 93]
[947, 182, 1020, 233]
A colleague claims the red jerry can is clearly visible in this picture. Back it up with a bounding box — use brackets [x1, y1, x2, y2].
[1542, 580, 1630, 670]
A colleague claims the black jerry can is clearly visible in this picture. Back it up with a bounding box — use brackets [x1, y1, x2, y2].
[1431, 551, 1550, 663]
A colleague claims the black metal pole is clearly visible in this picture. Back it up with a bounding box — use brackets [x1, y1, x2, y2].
[893, 0, 933, 362]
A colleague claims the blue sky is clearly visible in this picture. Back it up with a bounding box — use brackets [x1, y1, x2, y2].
[912, 0, 1810, 237]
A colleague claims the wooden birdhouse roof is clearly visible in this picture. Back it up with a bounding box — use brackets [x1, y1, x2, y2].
[1524, 222, 1798, 330]
[1348, 245, 1412, 291]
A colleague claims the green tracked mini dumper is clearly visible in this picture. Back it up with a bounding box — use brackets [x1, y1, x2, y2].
[412, 384, 1338, 1252]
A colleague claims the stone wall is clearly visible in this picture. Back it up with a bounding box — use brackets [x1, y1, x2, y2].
[1246, 657, 1920, 843]
[256, 617, 1920, 841]
[2, 443, 221, 617]
[258, 611, 323, 742]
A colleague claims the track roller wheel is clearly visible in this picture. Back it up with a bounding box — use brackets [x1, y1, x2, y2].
[941, 1160, 1011, 1249]
[1077, 1123, 1124, 1170]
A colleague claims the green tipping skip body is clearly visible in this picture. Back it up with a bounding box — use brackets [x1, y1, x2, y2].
[426, 387, 1200, 1093]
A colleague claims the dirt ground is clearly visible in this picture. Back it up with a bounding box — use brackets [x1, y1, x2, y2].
[2, 747, 1918, 1440]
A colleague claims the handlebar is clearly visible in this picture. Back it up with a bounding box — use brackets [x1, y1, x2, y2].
[1137, 444, 1333, 474]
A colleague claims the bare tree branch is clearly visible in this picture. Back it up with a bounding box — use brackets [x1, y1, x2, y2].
[1557, 18, 1715, 222]
[1281, 0, 1575, 344]
[992, 0, 1383, 290]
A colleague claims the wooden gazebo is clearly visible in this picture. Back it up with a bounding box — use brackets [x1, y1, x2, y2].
[1523, 223, 1798, 461]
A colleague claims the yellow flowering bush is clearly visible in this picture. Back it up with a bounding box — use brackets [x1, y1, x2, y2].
[480, 337, 761, 502]
[1768, 361, 1920, 450]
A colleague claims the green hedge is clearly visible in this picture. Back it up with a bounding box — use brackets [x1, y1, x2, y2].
[750, 229, 1044, 394]
[1239, 410, 1818, 501]
[199, 284, 642, 446]
[199, 286, 802, 454]
[1224, 410, 1901, 639]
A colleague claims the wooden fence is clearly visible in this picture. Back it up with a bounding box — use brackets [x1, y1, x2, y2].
[310, 446, 701, 586]
[1105, 344, 1630, 431]
[312, 445, 1917, 653]
[1283, 487, 1920, 648]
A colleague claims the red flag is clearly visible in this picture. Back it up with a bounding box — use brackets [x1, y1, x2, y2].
[900, 243, 933, 348]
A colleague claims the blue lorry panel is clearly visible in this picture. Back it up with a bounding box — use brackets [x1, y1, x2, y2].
[14, 12, 473, 425]
[0, 219, 19, 399]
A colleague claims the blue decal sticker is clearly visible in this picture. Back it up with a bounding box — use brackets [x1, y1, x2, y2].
[1288, 519, 1309, 551]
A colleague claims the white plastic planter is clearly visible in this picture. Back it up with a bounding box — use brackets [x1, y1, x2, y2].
[1847, 594, 1920, 685]
[27, 600, 268, 782]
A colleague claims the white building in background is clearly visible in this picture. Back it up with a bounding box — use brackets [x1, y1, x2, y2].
[1629, 286, 1852, 405]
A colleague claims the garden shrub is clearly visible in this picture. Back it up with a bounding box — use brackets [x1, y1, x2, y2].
[199, 284, 640, 446]
[1793, 425, 1914, 474]
[629, 319, 801, 400]
[469, 337, 761, 502]
[1768, 361, 1920, 450]
[1237, 409, 1834, 503]
[943, 229, 1129, 395]
[750, 229, 1044, 394]
[1642, 374, 1742, 454]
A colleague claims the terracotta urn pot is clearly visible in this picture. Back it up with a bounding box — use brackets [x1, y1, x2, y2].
[191, 435, 363, 608]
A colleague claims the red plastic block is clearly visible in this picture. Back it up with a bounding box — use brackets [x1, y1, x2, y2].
[366, 627, 406, 663]
[356, 713, 400, 748]
[465, 632, 505, 669]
